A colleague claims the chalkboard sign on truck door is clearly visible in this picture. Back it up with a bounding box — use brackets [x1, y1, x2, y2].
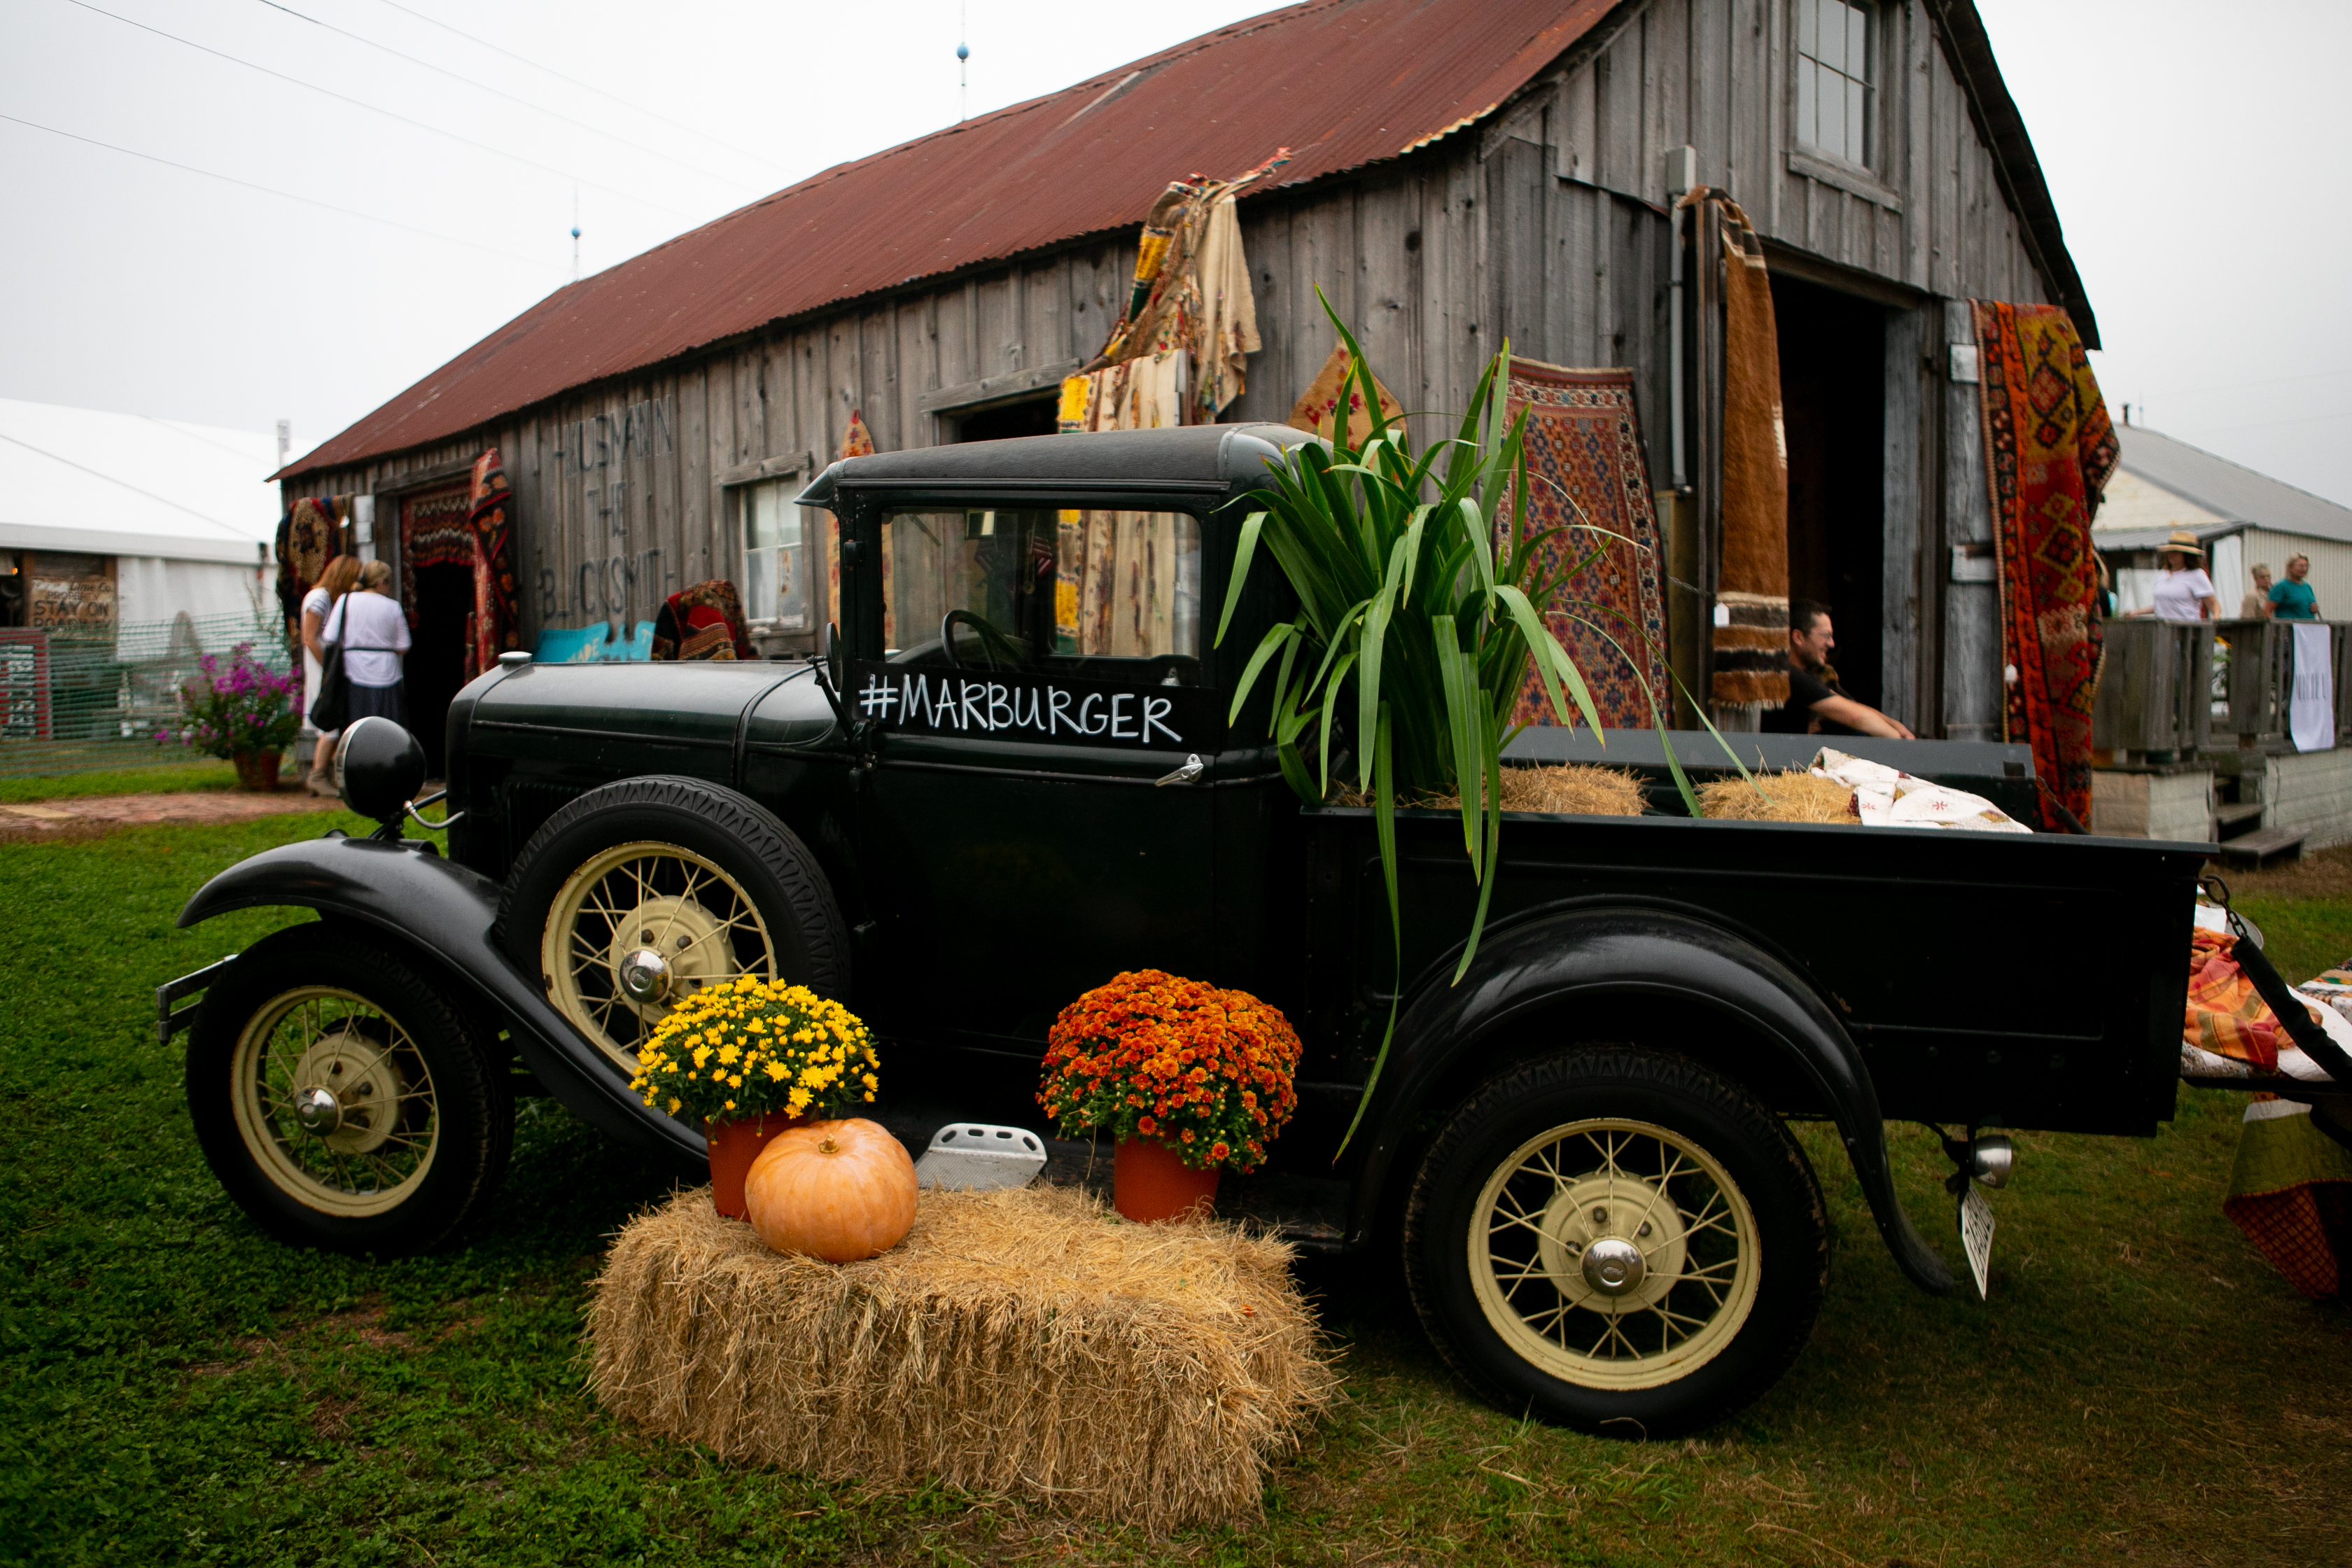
[851, 661, 1218, 752]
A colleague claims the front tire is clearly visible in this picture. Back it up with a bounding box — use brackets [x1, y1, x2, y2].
[186, 923, 512, 1255]
[1404, 1046, 1828, 1438]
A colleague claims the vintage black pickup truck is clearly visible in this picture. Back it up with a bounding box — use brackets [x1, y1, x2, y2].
[167, 424, 2207, 1437]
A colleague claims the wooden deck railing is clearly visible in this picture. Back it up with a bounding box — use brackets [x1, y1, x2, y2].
[2093, 618, 2352, 759]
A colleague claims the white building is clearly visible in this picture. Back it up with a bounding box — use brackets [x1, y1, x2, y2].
[0, 397, 279, 658]
[2094, 425, 2352, 620]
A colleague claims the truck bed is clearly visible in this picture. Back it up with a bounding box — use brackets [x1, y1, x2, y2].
[1290, 805, 2206, 1140]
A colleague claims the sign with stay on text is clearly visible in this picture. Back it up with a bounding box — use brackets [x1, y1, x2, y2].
[852, 661, 1218, 751]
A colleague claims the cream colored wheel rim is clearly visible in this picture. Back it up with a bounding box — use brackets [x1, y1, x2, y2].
[229, 986, 440, 1217]
[540, 841, 776, 1074]
[1469, 1117, 1760, 1391]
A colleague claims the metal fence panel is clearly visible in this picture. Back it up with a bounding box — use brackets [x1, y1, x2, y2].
[0, 612, 293, 777]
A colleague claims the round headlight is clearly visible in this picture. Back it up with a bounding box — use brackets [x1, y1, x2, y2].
[334, 716, 427, 825]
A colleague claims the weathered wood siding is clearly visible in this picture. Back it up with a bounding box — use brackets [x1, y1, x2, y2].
[1546, 0, 2050, 305]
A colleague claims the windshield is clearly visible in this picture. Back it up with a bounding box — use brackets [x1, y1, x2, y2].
[880, 507, 1203, 682]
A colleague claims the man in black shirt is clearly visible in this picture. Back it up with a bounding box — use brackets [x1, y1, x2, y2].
[1760, 599, 1915, 738]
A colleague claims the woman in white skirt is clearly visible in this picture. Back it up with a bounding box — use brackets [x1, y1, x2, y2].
[322, 559, 412, 728]
[300, 554, 362, 796]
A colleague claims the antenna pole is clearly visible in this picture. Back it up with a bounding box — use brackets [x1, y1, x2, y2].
[958, 4, 969, 122]
[570, 187, 582, 282]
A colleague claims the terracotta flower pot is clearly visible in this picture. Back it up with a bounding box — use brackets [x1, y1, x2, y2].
[707, 1112, 804, 1219]
[1114, 1137, 1219, 1223]
[231, 749, 283, 792]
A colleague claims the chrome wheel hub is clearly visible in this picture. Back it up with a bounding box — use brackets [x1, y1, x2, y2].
[1580, 1236, 1646, 1296]
[616, 947, 671, 1002]
[294, 1086, 342, 1137]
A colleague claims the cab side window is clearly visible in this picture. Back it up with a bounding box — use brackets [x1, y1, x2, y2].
[881, 508, 1203, 682]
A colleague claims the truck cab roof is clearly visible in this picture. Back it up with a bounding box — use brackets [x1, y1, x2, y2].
[795, 422, 1323, 507]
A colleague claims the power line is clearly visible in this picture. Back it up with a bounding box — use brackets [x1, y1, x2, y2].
[251, 0, 760, 194]
[368, 0, 787, 175]
[59, 0, 699, 223]
[0, 111, 561, 270]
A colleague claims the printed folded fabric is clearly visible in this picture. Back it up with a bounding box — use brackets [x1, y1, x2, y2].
[1805, 748, 2030, 833]
[2176, 927, 2352, 1082]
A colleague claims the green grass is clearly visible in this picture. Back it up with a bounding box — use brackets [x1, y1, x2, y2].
[6, 820, 2352, 1565]
[0, 759, 246, 802]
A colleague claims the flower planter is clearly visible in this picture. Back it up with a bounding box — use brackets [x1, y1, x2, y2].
[231, 749, 284, 792]
[1114, 1137, 1219, 1223]
[706, 1112, 804, 1219]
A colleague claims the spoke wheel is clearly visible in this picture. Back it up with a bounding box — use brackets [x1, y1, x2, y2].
[230, 986, 440, 1217]
[540, 841, 777, 1073]
[1472, 1118, 1759, 1391]
[1405, 1046, 1826, 1438]
[188, 923, 510, 1256]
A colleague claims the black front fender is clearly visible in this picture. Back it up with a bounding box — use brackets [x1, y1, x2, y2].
[176, 832, 704, 1174]
[1355, 904, 1955, 1296]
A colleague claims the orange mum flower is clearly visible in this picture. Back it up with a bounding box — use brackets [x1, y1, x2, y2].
[1034, 969, 1301, 1174]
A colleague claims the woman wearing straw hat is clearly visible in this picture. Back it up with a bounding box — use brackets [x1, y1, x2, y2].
[2129, 528, 2219, 622]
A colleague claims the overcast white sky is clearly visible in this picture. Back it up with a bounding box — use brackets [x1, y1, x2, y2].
[3, 1, 2346, 505]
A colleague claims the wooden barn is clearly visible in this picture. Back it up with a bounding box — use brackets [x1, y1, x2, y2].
[277, 0, 2094, 757]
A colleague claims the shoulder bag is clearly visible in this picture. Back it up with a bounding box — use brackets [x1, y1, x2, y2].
[309, 597, 358, 732]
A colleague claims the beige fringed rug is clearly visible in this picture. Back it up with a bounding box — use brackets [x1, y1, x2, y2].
[585, 1184, 1335, 1533]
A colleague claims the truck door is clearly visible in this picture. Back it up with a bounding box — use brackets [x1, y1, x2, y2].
[853, 503, 1221, 1057]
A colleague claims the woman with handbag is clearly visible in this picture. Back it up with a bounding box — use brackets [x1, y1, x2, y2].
[300, 554, 362, 797]
[315, 559, 412, 741]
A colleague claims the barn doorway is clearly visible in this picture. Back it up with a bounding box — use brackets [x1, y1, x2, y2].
[406, 563, 472, 776]
[396, 482, 476, 779]
[1771, 275, 1886, 710]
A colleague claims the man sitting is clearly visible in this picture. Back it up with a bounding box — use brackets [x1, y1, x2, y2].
[1760, 599, 1916, 738]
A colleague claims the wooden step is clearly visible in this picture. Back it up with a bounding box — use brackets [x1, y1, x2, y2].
[2216, 826, 2307, 867]
[2213, 802, 2267, 839]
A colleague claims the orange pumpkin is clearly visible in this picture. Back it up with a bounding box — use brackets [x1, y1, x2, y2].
[742, 1117, 918, 1262]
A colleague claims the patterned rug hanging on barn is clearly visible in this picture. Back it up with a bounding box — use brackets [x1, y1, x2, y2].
[465, 449, 519, 680]
[1498, 360, 1672, 731]
[1971, 300, 2118, 830]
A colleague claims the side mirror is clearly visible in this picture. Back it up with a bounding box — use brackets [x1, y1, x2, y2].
[821, 620, 846, 696]
[335, 716, 427, 827]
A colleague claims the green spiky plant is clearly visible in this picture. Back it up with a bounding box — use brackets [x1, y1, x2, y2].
[1215, 295, 1708, 1147]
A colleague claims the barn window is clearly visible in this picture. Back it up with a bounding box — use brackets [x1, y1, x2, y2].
[1795, 0, 1874, 169]
[741, 477, 816, 632]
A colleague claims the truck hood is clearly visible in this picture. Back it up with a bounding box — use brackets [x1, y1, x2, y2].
[464, 659, 839, 753]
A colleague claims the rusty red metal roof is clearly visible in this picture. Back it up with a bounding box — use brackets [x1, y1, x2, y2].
[282, 0, 1621, 479]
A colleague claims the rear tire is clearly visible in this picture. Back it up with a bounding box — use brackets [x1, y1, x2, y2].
[186, 923, 512, 1256]
[1403, 1046, 1828, 1438]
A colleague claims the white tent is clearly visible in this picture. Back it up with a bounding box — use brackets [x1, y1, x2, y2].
[0, 397, 279, 650]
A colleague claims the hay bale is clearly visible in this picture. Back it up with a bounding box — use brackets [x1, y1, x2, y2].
[1498, 762, 1645, 816]
[585, 1184, 1335, 1532]
[1697, 769, 1858, 823]
[1406, 763, 1647, 816]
